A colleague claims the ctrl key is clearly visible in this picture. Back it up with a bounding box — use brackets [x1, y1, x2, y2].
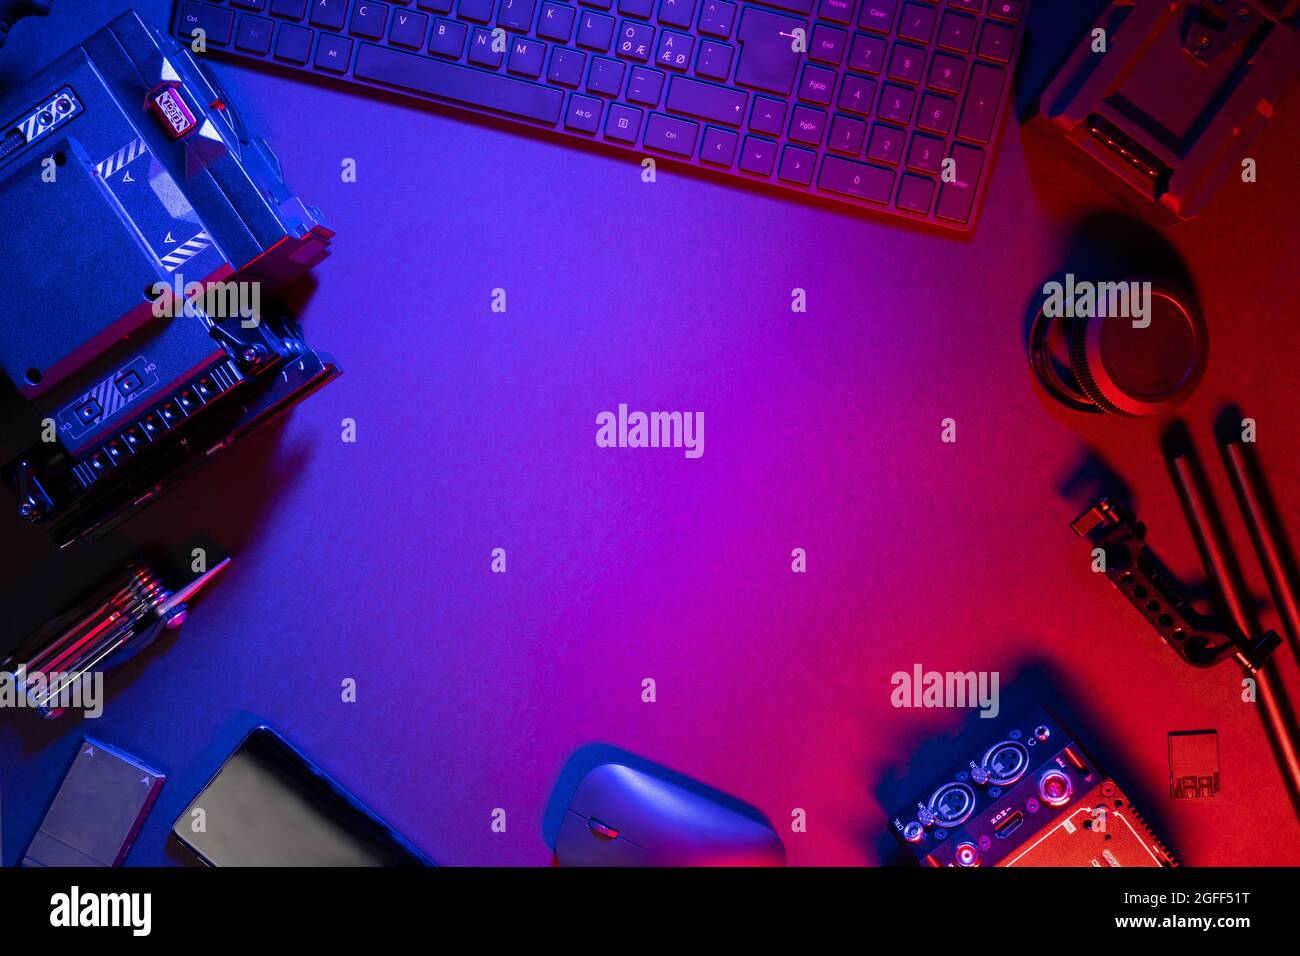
[817, 155, 893, 204]
[643, 113, 698, 156]
[178, 1, 234, 45]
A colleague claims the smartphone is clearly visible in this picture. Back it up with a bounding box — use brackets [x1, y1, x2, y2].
[172, 726, 432, 866]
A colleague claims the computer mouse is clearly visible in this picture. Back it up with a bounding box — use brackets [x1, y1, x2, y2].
[555, 763, 786, 867]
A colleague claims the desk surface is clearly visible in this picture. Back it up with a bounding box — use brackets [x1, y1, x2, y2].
[2, 0, 1299, 866]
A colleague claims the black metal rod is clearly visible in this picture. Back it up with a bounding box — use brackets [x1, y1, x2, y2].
[1168, 453, 1260, 641]
[1167, 449, 1300, 819]
[1220, 439, 1300, 653]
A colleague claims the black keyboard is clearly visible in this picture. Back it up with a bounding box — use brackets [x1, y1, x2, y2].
[173, 0, 1027, 230]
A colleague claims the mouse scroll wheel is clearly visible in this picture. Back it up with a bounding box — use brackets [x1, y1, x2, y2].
[587, 818, 619, 840]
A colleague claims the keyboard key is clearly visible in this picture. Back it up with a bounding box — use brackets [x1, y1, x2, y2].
[778, 144, 816, 183]
[643, 112, 698, 153]
[867, 123, 902, 163]
[538, 1, 575, 39]
[459, 0, 495, 22]
[927, 52, 964, 93]
[808, 24, 846, 65]
[848, 33, 885, 74]
[429, 17, 468, 55]
[315, 32, 354, 70]
[827, 113, 866, 153]
[698, 0, 736, 37]
[896, 173, 933, 213]
[586, 55, 626, 94]
[978, 20, 1014, 62]
[987, 0, 1023, 22]
[936, 142, 983, 222]
[271, 0, 308, 17]
[469, 26, 503, 65]
[309, 0, 349, 30]
[734, 7, 804, 95]
[858, 0, 896, 33]
[508, 36, 547, 76]
[749, 96, 785, 135]
[937, 11, 974, 52]
[877, 84, 914, 123]
[578, 10, 616, 49]
[799, 65, 835, 105]
[666, 75, 745, 125]
[887, 43, 926, 84]
[818, 154, 893, 202]
[739, 135, 776, 175]
[275, 22, 314, 60]
[172, 0, 1023, 227]
[760, 0, 813, 15]
[700, 125, 738, 164]
[236, 14, 275, 53]
[627, 65, 664, 103]
[354, 41, 564, 121]
[818, 0, 853, 24]
[617, 21, 654, 60]
[657, 0, 696, 28]
[838, 74, 877, 114]
[655, 29, 693, 68]
[696, 39, 733, 80]
[548, 46, 586, 85]
[350, 1, 390, 38]
[499, 0, 537, 31]
[565, 92, 603, 131]
[906, 132, 943, 173]
[917, 92, 954, 133]
[956, 62, 1002, 142]
[605, 102, 644, 140]
[788, 104, 825, 145]
[178, 2, 235, 45]
[389, 9, 430, 46]
[897, 2, 935, 42]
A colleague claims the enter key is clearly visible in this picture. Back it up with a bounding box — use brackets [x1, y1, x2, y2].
[735, 7, 807, 96]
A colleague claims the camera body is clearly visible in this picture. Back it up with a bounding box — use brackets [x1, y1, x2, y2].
[0, 10, 337, 546]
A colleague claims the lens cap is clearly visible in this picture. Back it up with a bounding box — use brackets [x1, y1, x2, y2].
[1029, 277, 1207, 417]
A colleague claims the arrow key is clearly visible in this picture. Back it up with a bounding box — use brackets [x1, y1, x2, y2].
[739, 134, 776, 175]
[700, 126, 739, 166]
[778, 144, 816, 185]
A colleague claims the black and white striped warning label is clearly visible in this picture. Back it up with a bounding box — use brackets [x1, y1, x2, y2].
[159, 231, 212, 273]
[95, 138, 150, 179]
